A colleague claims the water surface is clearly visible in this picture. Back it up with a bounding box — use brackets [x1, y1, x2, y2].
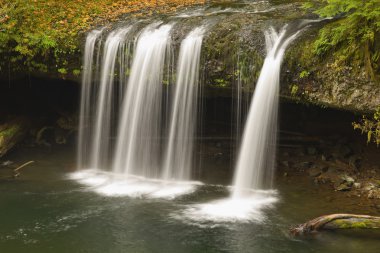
[0, 147, 379, 253]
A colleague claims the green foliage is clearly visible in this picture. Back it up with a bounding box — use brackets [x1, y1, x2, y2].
[299, 70, 310, 79]
[305, 0, 380, 80]
[58, 68, 67, 75]
[73, 69, 81, 76]
[214, 78, 228, 87]
[290, 84, 299, 96]
[0, 0, 205, 76]
[353, 107, 380, 146]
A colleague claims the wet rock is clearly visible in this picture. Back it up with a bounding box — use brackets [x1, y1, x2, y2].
[321, 153, 333, 161]
[214, 152, 223, 157]
[308, 164, 328, 177]
[334, 174, 355, 191]
[337, 137, 349, 145]
[339, 145, 352, 158]
[331, 145, 352, 159]
[341, 174, 355, 185]
[368, 189, 380, 199]
[335, 184, 351, 191]
[281, 161, 290, 168]
[373, 180, 380, 188]
[318, 167, 339, 182]
[298, 151, 305, 157]
[1, 160, 13, 167]
[295, 161, 313, 171]
[348, 155, 361, 170]
[353, 182, 362, 189]
[0, 117, 30, 157]
[309, 166, 322, 177]
[363, 183, 376, 192]
[306, 147, 317, 155]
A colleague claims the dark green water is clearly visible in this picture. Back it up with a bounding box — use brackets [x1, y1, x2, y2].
[0, 147, 379, 253]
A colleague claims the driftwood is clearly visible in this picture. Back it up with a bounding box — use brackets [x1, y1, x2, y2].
[0, 160, 35, 179]
[13, 160, 34, 177]
[290, 214, 380, 236]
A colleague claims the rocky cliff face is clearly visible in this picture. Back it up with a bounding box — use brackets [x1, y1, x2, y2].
[200, 7, 379, 113]
[1, 1, 378, 114]
[283, 27, 380, 113]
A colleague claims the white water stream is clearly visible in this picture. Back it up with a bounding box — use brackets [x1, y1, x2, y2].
[232, 27, 300, 198]
[162, 26, 205, 181]
[112, 23, 173, 177]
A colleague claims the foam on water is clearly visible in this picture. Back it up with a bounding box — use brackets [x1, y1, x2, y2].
[69, 170, 201, 199]
[178, 191, 277, 224]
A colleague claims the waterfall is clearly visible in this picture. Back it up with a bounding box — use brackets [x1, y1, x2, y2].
[73, 23, 207, 198]
[77, 30, 102, 169]
[178, 26, 301, 222]
[76, 22, 204, 182]
[162, 27, 205, 181]
[90, 27, 133, 169]
[112, 23, 173, 177]
[232, 26, 300, 198]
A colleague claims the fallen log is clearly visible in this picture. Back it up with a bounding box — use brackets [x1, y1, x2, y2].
[290, 214, 380, 236]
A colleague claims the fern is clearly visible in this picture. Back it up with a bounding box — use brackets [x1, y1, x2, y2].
[306, 0, 380, 80]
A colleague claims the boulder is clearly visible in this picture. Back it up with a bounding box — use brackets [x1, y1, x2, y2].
[333, 174, 355, 191]
[306, 146, 318, 155]
[0, 117, 30, 157]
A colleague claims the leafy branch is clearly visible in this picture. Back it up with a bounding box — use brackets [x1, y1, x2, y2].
[353, 107, 380, 146]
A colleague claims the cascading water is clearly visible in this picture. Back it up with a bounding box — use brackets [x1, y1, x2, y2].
[162, 26, 205, 181]
[77, 30, 102, 169]
[90, 27, 134, 170]
[232, 27, 300, 198]
[181, 26, 301, 222]
[74, 10, 304, 207]
[112, 23, 173, 177]
[73, 22, 204, 198]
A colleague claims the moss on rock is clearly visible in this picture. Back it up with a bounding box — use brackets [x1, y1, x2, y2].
[0, 117, 30, 157]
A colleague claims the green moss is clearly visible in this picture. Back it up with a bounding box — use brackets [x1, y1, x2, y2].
[331, 219, 380, 229]
[213, 78, 228, 88]
[290, 84, 299, 96]
[58, 68, 68, 74]
[304, 0, 380, 80]
[72, 69, 81, 76]
[0, 125, 20, 138]
[299, 70, 310, 79]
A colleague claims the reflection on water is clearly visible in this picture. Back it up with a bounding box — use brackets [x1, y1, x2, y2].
[0, 147, 380, 253]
